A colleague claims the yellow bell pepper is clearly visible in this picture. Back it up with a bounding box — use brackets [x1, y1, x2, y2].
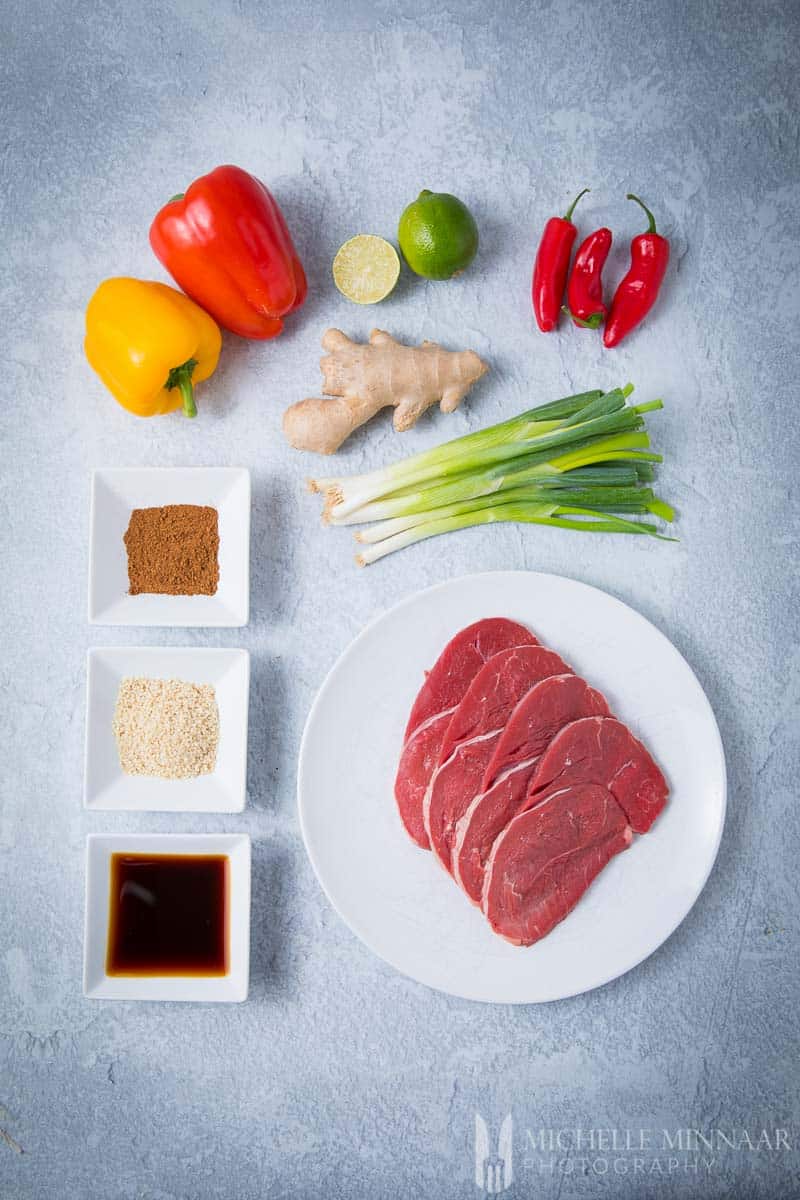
[84, 278, 222, 417]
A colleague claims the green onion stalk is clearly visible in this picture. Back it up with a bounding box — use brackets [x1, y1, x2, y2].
[305, 385, 675, 565]
[309, 388, 606, 493]
[354, 485, 674, 547]
[327, 432, 662, 526]
[355, 497, 675, 566]
[315, 387, 638, 519]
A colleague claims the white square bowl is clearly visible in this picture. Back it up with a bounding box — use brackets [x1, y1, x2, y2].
[89, 467, 250, 626]
[84, 647, 249, 812]
[84, 834, 250, 1002]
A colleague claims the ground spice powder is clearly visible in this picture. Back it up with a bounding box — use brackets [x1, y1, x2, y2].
[124, 504, 219, 596]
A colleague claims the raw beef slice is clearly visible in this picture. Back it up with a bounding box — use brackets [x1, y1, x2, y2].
[482, 783, 632, 945]
[424, 645, 572, 872]
[395, 619, 537, 848]
[453, 674, 611, 904]
[528, 716, 668, 833]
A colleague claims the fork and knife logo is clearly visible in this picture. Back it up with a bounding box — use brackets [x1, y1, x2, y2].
[475, 1113, 513, 1193]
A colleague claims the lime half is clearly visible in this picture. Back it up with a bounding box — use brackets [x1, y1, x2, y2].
[333, 235, 401, 304]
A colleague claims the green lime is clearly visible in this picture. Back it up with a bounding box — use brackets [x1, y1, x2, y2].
[398, 190, 479, 280]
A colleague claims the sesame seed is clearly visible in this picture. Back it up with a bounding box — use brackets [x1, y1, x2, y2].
[112, 677, 219, 780]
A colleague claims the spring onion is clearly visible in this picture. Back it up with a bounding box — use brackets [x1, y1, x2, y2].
[327, 433, 660, 527]
[354, 486, 671, 545]
[355, 500, 673, 566]
[314, 388, 626, 517]
[306, 384, 675, 566]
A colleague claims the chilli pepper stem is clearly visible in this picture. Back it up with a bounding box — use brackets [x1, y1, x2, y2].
[627, 193, 657, 233]
[564, 187, 590, 221]
[166, 357, 198, 418]
[562, 305, 603, 329]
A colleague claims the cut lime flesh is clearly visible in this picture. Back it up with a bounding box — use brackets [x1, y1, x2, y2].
[333, 235, 401, 304]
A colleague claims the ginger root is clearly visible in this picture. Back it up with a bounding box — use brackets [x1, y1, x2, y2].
[282, 328, 489, 454]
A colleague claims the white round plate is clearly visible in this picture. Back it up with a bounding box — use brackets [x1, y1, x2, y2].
[298, 572, 726, 1003]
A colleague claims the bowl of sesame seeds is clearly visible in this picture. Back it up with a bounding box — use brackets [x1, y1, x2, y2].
[84, 646, 249, 812]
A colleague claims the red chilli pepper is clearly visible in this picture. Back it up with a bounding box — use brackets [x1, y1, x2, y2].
[565, 227, 612, 328]
[604, 194, 670, 348]
[532, 188, 589, 333]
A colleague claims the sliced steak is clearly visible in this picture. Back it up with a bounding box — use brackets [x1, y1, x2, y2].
[482, 783, 632, 945]
[402, 618, 537, 739]
[453, 675, 611, 904]
[528, 716, 668, 833]
[481, 674, 611, 786]
[395, 618, 537, 848]
[424, 645, 572, 871]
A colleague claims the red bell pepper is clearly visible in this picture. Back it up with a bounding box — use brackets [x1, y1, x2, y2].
[566, 227, 612, 328]
[149, 165, 307, 340]
[531, 188, 589, 333]
[604, 194, 670, 348]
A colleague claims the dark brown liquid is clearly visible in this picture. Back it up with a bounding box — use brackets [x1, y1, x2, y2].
[106, 854, 229, 977]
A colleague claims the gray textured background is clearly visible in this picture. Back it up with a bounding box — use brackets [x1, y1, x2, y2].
[1, 0, 799, 1196]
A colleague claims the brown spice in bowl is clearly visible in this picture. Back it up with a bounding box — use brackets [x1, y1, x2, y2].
[124, 504, 219, 596]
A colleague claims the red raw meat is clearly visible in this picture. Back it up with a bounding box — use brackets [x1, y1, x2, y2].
[424, 645, 572, 871]
[453, 675, 611, 904]
[482, 783, 632, 945]
[528, 716, 668, 833]
[395, 619, 537, 848]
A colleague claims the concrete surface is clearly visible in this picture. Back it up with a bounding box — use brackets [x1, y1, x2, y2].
[1, 0, 799, 1196]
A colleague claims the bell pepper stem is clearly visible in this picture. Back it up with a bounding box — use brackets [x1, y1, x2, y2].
[627, 193, 657, 234]
[167, 192, 185, 203]
[564, 188, 590, 222]
[177, 375, 197, 418]
[165, 357, 198, 418]
[562, 305, 603, 329]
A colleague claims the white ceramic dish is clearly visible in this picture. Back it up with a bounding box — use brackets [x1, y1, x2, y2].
[83, 834, 251, 1002]
[298, 571, 727, 1004]
[89, 467, 250, 626]
[84, 647, 249, 812]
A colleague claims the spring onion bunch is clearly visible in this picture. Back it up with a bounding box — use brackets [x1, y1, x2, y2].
[307, 386, 675, 565]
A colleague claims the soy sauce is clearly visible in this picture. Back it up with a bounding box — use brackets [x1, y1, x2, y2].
[106, 853, 229, 977]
